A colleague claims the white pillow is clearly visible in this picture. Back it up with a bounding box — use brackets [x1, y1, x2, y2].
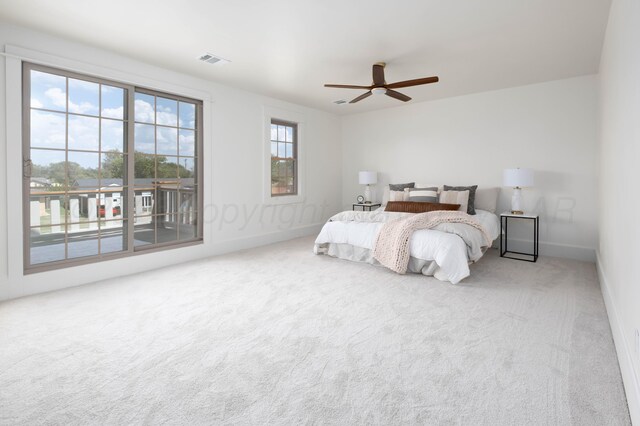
[381, 186, 390, 205]
[389, 189, 406, 202]
[403, 188, 411, 200]
[439, 190, 470, 213]
[384, 187, 411, 203]
[416, 183, 443, 194]
[475, 187, 500, 213]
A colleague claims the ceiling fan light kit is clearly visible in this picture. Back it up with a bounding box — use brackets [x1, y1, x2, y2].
[324, 63, 439, 104]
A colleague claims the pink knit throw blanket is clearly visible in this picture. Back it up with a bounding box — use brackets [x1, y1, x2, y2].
[372, 210, 491, 274]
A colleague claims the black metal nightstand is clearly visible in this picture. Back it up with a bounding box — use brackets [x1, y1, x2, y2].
[500, 212, 539, 262]
[353, 203, 381, 211]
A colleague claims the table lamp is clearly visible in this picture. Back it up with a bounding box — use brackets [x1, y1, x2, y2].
[358, 171, 377, 203]
[503, 168, 534, 214]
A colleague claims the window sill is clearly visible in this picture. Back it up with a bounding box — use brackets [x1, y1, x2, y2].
[264, 194, 304, 206]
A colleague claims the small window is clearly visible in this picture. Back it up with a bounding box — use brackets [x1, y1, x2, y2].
[270, 119, 297, 196]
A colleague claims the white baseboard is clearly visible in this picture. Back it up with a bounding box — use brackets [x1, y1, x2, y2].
[596, 251, 640, 423]
[493, 237, 595, 262]
[209, 223, 323, 255]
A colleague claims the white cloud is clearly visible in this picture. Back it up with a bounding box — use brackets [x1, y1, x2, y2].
[156, 102, 177, 126]
[44, 87, 100, 115]
[101, 120, 124, 152]
[102, 106, 124, 119]
[134, 99, 155, 123]
[134, 123, 155, 154]
[179, 130, 195, 156]
[135, 99, 180, 126]
[157, 127, 177, 155]
[68, 100, 98, 115]
[157, 110, 178, 126]
[31, 110, 65, 149]
[44, 87, 67, 109]
[68, 116, 99, 151]
[178, 102, 196, 129]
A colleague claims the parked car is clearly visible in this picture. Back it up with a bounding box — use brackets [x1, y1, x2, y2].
[99, 205, 121, 217]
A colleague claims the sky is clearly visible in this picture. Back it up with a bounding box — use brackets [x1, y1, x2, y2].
[29, 70, 197, 174]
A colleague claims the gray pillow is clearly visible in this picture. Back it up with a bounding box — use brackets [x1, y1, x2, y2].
[408, 187, 439, 202]
[443, 185, 478, 214]
[389, 182, 415, 191]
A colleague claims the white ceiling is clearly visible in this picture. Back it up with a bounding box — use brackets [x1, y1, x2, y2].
[0, 0, 612, 114]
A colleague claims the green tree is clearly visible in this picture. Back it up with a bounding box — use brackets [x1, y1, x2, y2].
[102, 151, 194, 180]
[31, 161, 97, 190]
[101, 151, 125, 179]
[271, 156, 292, 187]
[134, 152, 156, 179]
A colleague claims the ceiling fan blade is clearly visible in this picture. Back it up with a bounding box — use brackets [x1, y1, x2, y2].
[372, 64, 386, 86]
[385, 89, 411, 102]
[324, 84, 372, 89]
[349, 91, 373, 104]
[386, 76, 439, 89]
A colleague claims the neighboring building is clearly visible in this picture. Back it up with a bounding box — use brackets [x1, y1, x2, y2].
[71, 178, 195, 219]
[29, 177, 52, 189]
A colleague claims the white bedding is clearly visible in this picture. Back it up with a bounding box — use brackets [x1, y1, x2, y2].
[314, 209, 500, 284]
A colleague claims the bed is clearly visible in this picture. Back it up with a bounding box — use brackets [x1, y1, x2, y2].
[313, 185, 501, 284]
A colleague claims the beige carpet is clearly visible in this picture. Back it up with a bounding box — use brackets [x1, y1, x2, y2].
[0, 236, 630, 425]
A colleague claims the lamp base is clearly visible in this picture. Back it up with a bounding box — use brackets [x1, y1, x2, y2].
[364, 185, 372, 203]
[511, 187, 523, 214]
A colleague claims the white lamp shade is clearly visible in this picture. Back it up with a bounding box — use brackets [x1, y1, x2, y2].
[503, 168, 534, 187]
[358, 171, 377, 185]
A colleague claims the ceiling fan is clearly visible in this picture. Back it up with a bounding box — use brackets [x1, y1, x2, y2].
[324, 62, 439, 104]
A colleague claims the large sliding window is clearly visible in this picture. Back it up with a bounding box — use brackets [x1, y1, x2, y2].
[23, 63, 203, 272]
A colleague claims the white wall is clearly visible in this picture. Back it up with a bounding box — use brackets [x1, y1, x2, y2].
[341, 75, 599, 261]
[597, 0, 640, 421]
[0, 23, 342, 301]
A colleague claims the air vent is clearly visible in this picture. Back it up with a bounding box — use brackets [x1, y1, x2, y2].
[197, 53, 230, 66]
[333, 100, 347, 105]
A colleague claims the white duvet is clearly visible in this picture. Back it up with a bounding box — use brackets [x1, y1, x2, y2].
[314, 209, 500, 284]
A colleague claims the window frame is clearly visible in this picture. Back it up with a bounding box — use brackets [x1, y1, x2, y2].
[270, 118, 298, 197]
[263, 106, 305, 205]
[22, 62, 204, 274]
